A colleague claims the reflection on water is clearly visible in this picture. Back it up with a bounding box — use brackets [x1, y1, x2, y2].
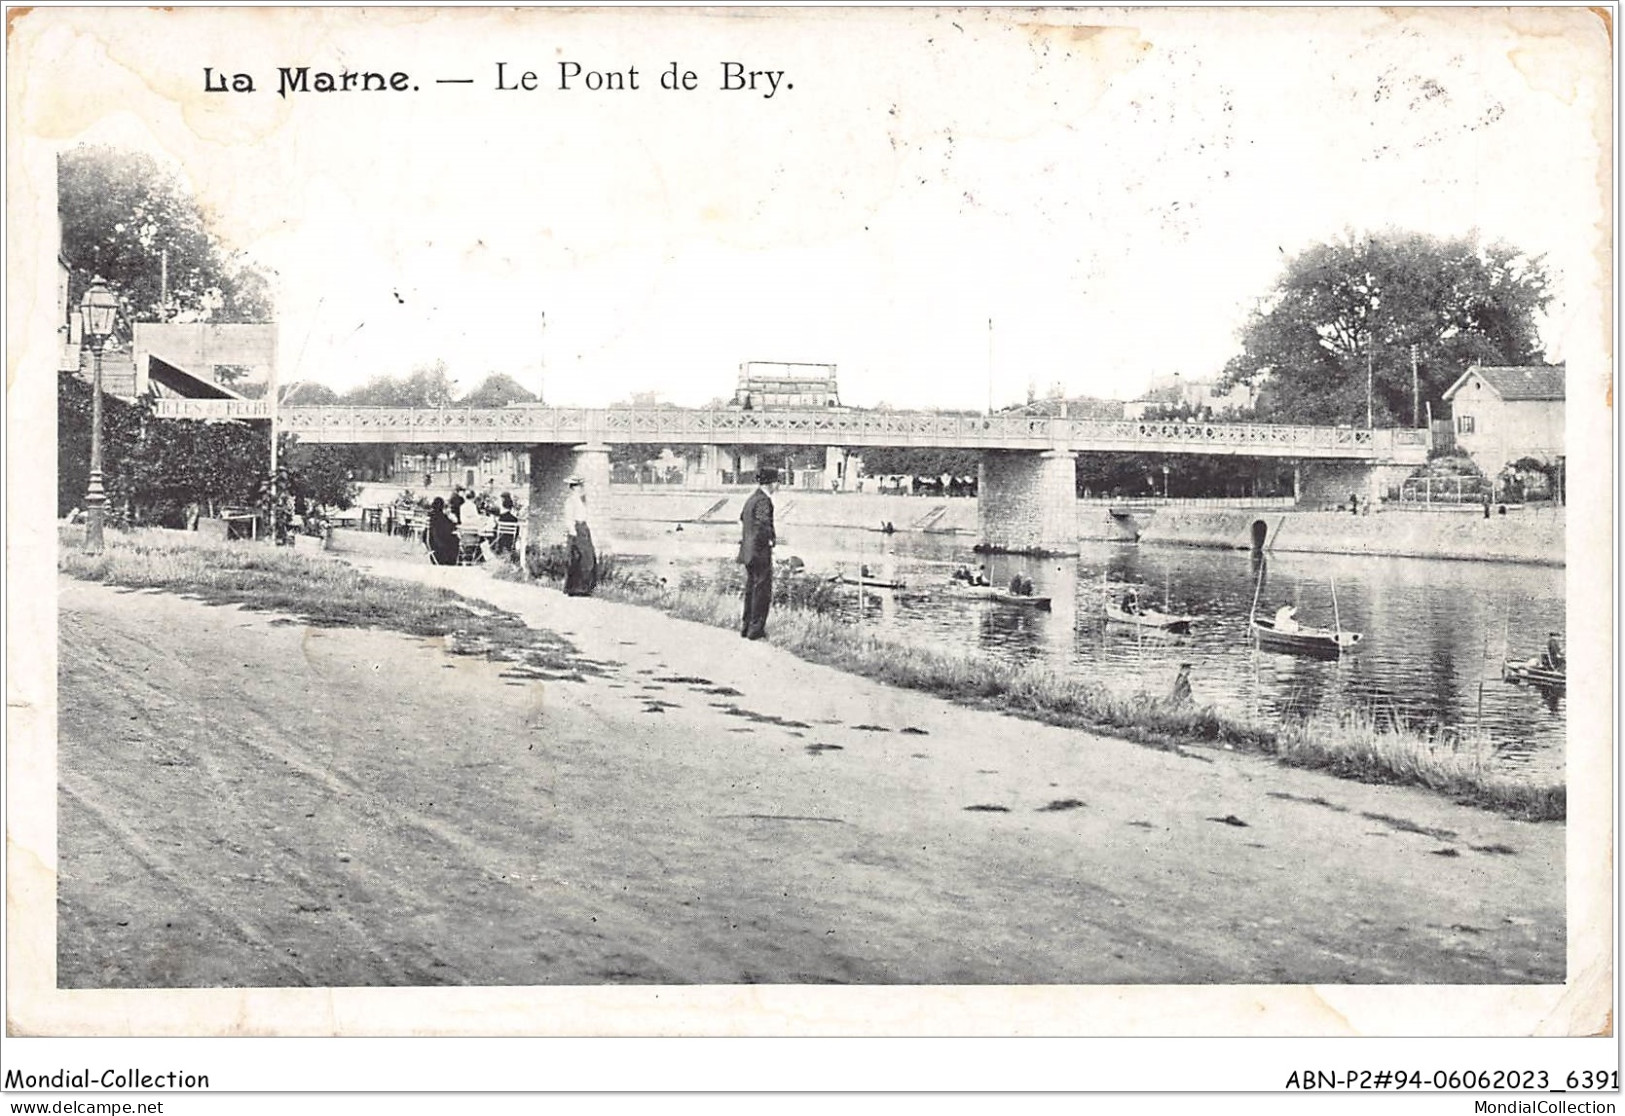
[614, 521, 1565, 783]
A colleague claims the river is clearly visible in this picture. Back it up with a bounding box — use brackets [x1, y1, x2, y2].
[611, 521, 1566, 783]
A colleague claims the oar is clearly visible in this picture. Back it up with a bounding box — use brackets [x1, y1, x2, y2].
[1249, 554, 1265, 626]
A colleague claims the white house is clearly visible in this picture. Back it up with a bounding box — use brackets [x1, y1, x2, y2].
[1440, 364, 1565, 478]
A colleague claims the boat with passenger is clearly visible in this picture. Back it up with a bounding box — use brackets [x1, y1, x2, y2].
[1248, 565, 1362, 658]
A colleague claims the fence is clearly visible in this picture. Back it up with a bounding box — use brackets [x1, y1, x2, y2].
[1399, 475, 1490, 505]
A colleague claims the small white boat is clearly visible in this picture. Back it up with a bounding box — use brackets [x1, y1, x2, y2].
[829, 572, 907, 591]
[1105, 603, 1195, 633]
[946, 583, 1052, 610]
[1502, 657, 1565, 689]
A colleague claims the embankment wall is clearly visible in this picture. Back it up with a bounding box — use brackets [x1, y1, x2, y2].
[603, 487, 1565, 565]
[1268, 508, 1564, 565]
[1137, 509, 1268, 550]
[1142, 506, 1564, 565]
[608, 487, 981, 533]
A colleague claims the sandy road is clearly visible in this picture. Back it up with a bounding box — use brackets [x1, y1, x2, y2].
[55, 568, 1563, 988]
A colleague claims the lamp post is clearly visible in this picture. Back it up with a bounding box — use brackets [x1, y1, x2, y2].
[80, 277, 119, 554]
[1162, 463, 1170, 500]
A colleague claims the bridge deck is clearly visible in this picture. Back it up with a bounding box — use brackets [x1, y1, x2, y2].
[150, 402, 1430, 462]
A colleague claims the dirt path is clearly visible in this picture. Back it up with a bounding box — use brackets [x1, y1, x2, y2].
[56, 567, 1563, 987]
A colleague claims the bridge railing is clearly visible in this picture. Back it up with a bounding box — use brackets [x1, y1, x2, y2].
[169, 403, 1429, 460]
[272, 406, 1079, 447]
[1087, 419, 1428, 454]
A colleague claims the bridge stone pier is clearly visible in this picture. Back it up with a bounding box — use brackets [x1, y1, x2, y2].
[526, 442, 611, 560]
[976, 449, 1080, 555]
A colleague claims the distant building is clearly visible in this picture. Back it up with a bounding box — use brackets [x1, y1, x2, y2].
[1441, 363, 1565, 478]
[731, 361, 841, 409]
[1123, 373, 1254, 420]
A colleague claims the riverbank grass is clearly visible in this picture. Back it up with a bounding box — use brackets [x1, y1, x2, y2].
[56, 526, 583, 669]
[57, 527, 1563, 822]
[587, 566, 1563, 822]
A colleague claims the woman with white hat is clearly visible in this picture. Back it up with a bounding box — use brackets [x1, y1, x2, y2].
[562, 475, 597, 597]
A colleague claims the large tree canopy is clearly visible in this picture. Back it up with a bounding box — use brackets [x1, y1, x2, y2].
[459, 372, 539, 409]
[58, 145, 273, 327]
[1221, 231, 1551, 426]
[341, 360, 457, 408]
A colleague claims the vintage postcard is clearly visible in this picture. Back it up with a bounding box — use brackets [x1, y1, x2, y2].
[4, 2, 1615, 1090]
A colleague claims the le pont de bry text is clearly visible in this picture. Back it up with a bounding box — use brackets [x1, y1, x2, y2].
[205, 61, 793, 99]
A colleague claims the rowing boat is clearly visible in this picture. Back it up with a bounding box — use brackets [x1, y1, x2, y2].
[1250, 618, 1362, 657]
[1248, 562, 1361, 657]
[830, 573, 907, 591]
[1105, 603, 1195, 632]
[1502, 657, 1565, 689]
[943, 583, 1052, 609]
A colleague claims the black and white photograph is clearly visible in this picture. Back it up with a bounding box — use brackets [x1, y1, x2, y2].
[4, 2, 1615, 1098]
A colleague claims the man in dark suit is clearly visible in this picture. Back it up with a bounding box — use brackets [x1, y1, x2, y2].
[737, 466, 779, 639]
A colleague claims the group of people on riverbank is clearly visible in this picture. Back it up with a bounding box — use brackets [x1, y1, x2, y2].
[426, 489, 523, 567]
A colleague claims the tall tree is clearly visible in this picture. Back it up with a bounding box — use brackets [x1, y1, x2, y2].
[342, 360, 456, 408]
[58, 145, 273, 327]
[1221, 231, 1551, 426]
[460, 372, 538, 408]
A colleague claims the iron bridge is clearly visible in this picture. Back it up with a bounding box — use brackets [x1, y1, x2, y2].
[150, 401, 1430, 462]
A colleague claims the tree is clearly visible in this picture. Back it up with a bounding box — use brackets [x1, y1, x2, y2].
[858, 446, 980, 478]
[58, 372, 268, 523]
[342, 360, 457, 408]
[282, 438, 360, 510]
[58, 145, 273, 328]
[460, 372, 539, 408]
[1221, 231, 1551, 426]
[280, 381, 341, 406]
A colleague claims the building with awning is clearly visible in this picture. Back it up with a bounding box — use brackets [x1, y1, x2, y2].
[132, 322, 278, 399]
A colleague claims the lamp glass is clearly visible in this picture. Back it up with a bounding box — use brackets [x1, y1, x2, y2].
[81, 282, 118, 339]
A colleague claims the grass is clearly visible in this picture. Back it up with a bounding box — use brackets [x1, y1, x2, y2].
[59, 526, 1565, 822]
[57, 526, 591, 673]
[583, 562, 1565, 822]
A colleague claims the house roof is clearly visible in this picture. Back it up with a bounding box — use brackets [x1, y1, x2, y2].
[1442, 364, 1565, 403]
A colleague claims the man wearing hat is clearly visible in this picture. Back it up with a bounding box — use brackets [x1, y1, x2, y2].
[562, 475, 597, 597]
[737, 466, 779, 639]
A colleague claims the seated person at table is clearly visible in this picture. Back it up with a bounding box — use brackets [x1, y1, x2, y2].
[493, 493, 521, 555]
[426, 498, 460, 566]
[459, 495, 490, 533]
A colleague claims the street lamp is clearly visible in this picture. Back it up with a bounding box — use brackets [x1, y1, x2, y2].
[1162, 463, 1170, 499]
[79, 277, 119, 554]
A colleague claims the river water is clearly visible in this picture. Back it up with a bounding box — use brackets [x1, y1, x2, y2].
[612, 521, 1566, 784]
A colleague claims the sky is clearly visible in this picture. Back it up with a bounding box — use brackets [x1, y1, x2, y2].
[24, 6, 1612, 409]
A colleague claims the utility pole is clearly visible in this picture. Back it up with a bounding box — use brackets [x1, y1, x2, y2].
[1410, 343, 1420, 428]
[985, 317, 994, 416]
[1366, 341, 1374, 430]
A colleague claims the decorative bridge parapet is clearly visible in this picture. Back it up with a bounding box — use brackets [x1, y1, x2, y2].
[150, 401, 1429, 463]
